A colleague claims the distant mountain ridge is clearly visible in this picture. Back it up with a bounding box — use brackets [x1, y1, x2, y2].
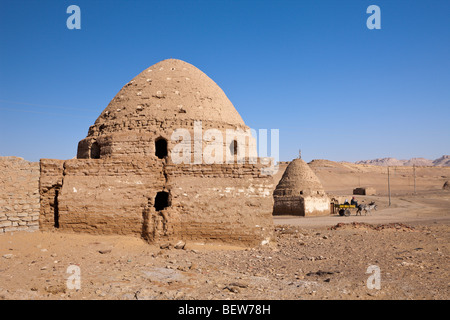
[355, 155, 450, 167]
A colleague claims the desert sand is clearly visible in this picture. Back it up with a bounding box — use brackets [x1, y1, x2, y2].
[1, 160, 449, 300]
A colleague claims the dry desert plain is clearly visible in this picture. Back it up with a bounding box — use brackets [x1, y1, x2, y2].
[0, 160, 449, 300]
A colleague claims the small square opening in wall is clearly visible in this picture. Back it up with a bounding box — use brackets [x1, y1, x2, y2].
[154, 191, 170, 211]
[155, 137, 168, 159]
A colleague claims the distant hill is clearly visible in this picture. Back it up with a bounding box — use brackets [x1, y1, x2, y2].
[432, 155, 450, 166]
[355, 155, 450, 167]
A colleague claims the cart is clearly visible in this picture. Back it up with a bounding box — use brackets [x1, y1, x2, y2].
[333, 204, 356, 217]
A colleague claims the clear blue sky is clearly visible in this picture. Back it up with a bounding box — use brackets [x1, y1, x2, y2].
[0, 0, 449, 163]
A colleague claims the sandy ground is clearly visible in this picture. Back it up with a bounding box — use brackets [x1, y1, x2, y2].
[1, 162, 449, 300]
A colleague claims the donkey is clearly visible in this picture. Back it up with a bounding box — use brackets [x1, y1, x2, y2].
[365, 203, 377, 215]
[356, 202, 377, 216]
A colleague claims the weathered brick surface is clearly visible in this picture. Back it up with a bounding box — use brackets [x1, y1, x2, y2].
[76, 59, 255, 161]
[158, 174, 274, 245]
[51, 158, 165, 236]
[39, 157, 274, 246]
[0, 157, 40, 233]
[2, 59, 277, 246]
[273, 158, 330, 216]
[39, 159, 65, 230]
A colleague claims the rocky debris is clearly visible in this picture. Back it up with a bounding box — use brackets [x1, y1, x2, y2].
[45, 285, 66, 295]
[160, 243, 171, 250]
[0, 221, 448, 300]
[299, 255, 326, 261]
[174, 241, 186, 250]
[306, 270, 338, 277]
[142, 267, 185, 283]
[329, 222, 415, 232]
[228, 281, 249, 289]
[223, 285, 240, 293]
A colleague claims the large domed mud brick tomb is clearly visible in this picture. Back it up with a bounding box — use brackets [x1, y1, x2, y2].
[39, 59, 275, 246]
[273, 158, 330, 216]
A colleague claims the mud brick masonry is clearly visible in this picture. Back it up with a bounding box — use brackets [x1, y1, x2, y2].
[0, 157, 40, 233]
[1, 59, 332, 245]
[1, 59, 277, 246]
[273, 158, 330, 216]
[39, 158, 275, 245]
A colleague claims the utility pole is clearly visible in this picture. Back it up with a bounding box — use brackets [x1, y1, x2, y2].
[388, 166, 391, 206]
[413, 164, 416, 194]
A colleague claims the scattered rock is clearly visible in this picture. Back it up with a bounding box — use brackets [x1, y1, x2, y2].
[279, 228, 298, 235]
[330, 222, 415, 232]
[95, 289, 106, 297]
[174, 240, 186, 250]
[223, 286, 240, 293]
[306, 270, 336, 277]
[228, 282, 248, 289]
[45, 285, 66, 295]
[189, 262, 197, 270]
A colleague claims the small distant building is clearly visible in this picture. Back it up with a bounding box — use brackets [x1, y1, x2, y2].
[353, 187, 376, 196]
[273, 158, 330, 216]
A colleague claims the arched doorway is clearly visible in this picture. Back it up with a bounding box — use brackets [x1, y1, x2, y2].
[230, 140, 238, 156]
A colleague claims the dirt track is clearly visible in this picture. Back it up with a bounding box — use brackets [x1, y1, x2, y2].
[274, 191, 450, 228]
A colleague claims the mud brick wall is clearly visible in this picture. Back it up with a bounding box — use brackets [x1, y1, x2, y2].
[40, 158, 165, 235]
[273, 195, 330, 217]
[144, 162, 275, 245]
[160, 175, 274, 245]
[39, 159, 65, 230]
[0, 157, 40, 233]
[40, 157, 275, 246]
[353, 187, 376, 196]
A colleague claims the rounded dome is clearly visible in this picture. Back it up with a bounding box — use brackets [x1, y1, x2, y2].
[87, 59, 246, 137]
[77, 59, 255, 160]
[274, 158, 326, 196]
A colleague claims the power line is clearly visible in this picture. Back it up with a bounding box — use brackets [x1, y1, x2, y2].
[0, 99, 99, 112]
[0, 107, 93, 119]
